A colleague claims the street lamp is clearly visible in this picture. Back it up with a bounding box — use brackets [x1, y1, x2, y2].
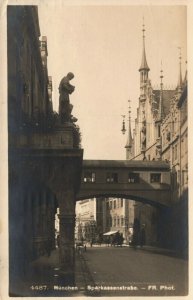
[121, 115, 126, 134]
[121, 100, 132, 135]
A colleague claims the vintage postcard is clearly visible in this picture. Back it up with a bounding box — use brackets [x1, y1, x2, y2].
[0, 0, 192, 299]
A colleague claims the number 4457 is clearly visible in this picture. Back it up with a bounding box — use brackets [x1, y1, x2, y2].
[30, 285, 47, 290]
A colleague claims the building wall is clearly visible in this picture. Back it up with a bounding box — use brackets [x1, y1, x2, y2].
[8, 6, 52, 137]
[161, 85, 187, 202]
[104, 198, 134, 243]
[8, 6, 63, 292]
[131, 85, 188, 248]
[75, 199, 94, 239]
[8, 6, 83, 295]
[126, 23, 188, 249]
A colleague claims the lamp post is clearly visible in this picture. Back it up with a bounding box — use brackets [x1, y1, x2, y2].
[124, 216, 128, 243]
[121, 115, 126, 134]
[121, 100, 132, 135]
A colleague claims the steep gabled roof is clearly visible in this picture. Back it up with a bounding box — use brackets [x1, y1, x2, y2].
[153, 90, 176, 118]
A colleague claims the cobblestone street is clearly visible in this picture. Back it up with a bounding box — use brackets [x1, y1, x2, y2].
[17, 245, 188, 297]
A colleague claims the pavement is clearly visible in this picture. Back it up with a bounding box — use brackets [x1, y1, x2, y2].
[80, 244, 188, 296]
[24, 246, 98, 296]
[19, 244, 186, 297]
[86, 243, 181, 257]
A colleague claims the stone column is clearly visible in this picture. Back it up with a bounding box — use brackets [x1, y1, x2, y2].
[32, 193, 40, 258]
[47, 197, 55, 250]
[57, 188, 76, 285]
[23, 191, 33, 275]
[47, 195, 56, 252]
[42, 191, 48, 255]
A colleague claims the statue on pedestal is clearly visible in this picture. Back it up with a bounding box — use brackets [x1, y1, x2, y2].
[141, 119, 146, 151]
[59, 72, 75, 123]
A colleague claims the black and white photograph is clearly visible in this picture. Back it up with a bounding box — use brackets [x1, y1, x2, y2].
[0, 0, 191, 298]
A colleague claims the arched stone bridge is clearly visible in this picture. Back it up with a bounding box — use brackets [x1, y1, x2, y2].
[77, 160, 172, 207]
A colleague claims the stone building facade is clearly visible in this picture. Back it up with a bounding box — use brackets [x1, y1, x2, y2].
[75, 197, 134, 244]
[75, 198, 105, 242]
[75, 199, 95, 240]
[104, 198, 134, 243]
[8, 6, 83, 295]
[8, 5, 56, 277]
[125, 24, 188, 250]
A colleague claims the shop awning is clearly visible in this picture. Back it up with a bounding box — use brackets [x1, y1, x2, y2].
[103, 231, 118, 236]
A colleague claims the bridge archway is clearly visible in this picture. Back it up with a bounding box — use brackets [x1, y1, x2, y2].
[77, 193, 169, 209]
[75, 194, 172, 249]
[78, 159, 172, 207]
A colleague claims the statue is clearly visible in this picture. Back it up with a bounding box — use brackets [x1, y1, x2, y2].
[141, 120, 146, 150]
[59, 72, 75, 123]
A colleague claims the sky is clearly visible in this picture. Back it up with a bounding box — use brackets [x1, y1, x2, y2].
[38, 4, 187, 160]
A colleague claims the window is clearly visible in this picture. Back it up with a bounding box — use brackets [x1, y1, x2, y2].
[150, 173, 161, 183]
[185, 134, 188, 154]
[106, 201, 109, 209]
[174, 145, 178, 160]
[106, 172, 118, 183]
[109, 217, 112, 227]
[166, 131, 171, 142]
[83, 172, 96, 183]
[117, 200, 120, 208]
[113, 218, 116, 227]
[128, 173, 140, 183]
[109, 201, 112, 209]
[163, 132, 165, 146]
[174, 117, 177, 133]
[158, 125, 161, 138]
[120, 199, 123, 207]
[121, 217, 124, 226]
[172, 146, 174, 160]
[117, 217, 120, 226]
[113, 200, 116, 209]
[181, 139, 184, 158]
[185, 169, 188, 184]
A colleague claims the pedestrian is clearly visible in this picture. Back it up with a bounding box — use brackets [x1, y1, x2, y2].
[106, 236, 110, 247]
[132, 218, 140, 249]
[140, 225, 146, 248]
[110, 235, 115, 247]
[119, 233, 124, 247]
[57, 234, 60, 248]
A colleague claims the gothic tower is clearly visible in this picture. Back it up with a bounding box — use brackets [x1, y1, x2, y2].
[139, 22, 150, 100]
[125, 100, 133, 160]
[139, 22, 150, 157]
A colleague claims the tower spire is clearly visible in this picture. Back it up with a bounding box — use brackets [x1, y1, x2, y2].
[139, 19, 150, 72]
[158, 61, 164, 120]
[183, 60, 187, 84]
[139, 19, 150, 100]
[125, 100, 133, 149]
[177, 47, 182, 88]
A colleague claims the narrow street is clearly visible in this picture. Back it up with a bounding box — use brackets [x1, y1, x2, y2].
[6, 4, 189, 299]
[80, 245, 188, 296]
[16, 245, 188, 297]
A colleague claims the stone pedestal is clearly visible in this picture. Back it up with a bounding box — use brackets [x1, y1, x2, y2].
[18, 124, 77, 149]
